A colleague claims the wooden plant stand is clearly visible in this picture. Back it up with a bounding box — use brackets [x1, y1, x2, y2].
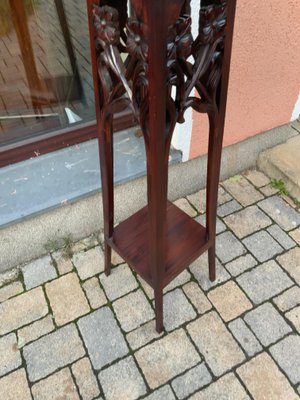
[87, 0, 237, 332]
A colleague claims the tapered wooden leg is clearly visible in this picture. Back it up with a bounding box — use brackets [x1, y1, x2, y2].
[206, 115, 221, 282]
[98, 115, 114, 277]
[208, 245, 216, 282]
[154, 287, 164, 333]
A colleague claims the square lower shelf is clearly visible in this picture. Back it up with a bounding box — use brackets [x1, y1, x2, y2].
[109, 201, 210, 288]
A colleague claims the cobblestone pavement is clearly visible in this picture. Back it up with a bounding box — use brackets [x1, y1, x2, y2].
[1, 170, 300, 400]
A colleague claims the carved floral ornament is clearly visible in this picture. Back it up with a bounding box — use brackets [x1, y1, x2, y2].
[92, 1, 228, 130]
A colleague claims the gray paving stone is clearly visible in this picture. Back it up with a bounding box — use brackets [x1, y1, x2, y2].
[258, 196, 300, 231]
[187, 311, 245, 376]
[244, 303, 292, 346]
[22, 255, 57, 289]
[0, 369, 32, 400]
[225, 254, 257, 277]
[171, 363, 212, 400]
[190, 372, 250, 400]
[140, 270, 191, 300]
[222, 176, 263, 206]
[72, 247, 104, 280]
[244, 170, 270, 187]
[99, 356, 147, 400]
[277, 247, 300, 285]
[242, 230, 283, 262]
[267, 225, 296, 250]
[126, 320, 163, 350]
[77, 307, 128, 369]
[189, 253, 230, 291]
[195, 214, 226, 234]
[0, 287, 48, 336]
[228, 318, 262, 356]
[135, 329, 200, 389]
[0, 333, 22, 377]
[31, 368, 80, 400]
[163, 288, 196, 331]
[183, 282, 212, 314]
[237, 260, 293, 304]
[23, 323, 85, 382]
[224, 206, 272, 239]
[99, 264, 138, 301]
[0, 281, 23, 303]
[113, 290, 154, 332]
[216, 231, 247, 263]
[144, 385, 175, 400]
[273, 286, 300, 312]
[72, 357, 100, 400]
[217, 199, 242, 218]
[270, 335, 300, 385]
[237, 353, 299, 400]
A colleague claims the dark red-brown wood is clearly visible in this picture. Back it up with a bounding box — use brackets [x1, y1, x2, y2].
[88, 0, 237, 332]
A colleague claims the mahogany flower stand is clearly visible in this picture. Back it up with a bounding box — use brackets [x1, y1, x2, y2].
[87, 0, 237, 332]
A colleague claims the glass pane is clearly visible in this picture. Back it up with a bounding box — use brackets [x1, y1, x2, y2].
[0, 0, 95, 146]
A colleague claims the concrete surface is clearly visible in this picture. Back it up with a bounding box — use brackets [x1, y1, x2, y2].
[258, 127, 300, 202]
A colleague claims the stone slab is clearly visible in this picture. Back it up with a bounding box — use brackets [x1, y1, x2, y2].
[17, 315, 55, 347]
[0, 369, 32, 400]
[72, 247, 104, 280]
[126, 320, 163, 351]
[258, 196, 300, 231]
[273, 286, 300, 312]
[23, 323, 85, 382]
[228, 318, 262, 357]
[208, 281, 252, 322]
[144, 385, 175, 400]
[0, 287, 48, 335]
[171, 363, 212, 400]
[72, 357, 100, 400]
[0, 281, 23, 303]
[187, 311, 245, 376]
[82, 277, 107, 309]
[242, 230, 283, 262]
[225, 254, 257, 277]
[135, 329, 200, 389]
[99, 264, 138, 301]
[183, 282, 212, 314]
[224, 206, 272, 239]
[237, 260, 293, 304]
[22, 255, 57, 290]
[190, 373, 250, 400]
[77, 307, 128, 369]
[277, 247, 300, 285]
[244, 303, 292, 346]
[163, 288, 196, 331]
[45, 273, 90, 326]
[285, 306, 300, 333]
[222, 176, 263, 206]
[270, 335, 300, 385]
[0, 333, 22, 377]
[267, 225, 296, 250]
[216, 231, 247, 264]
[31, 368, 80, 400]
[237, 352, 298, 400]
[113, 290, 154, 332]
[98, 356, 147, 400]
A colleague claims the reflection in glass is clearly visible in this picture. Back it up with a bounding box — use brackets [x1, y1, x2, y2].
[0, 0, 95, 146]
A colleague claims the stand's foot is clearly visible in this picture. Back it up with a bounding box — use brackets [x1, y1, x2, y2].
[154, 288, 164, 333]
[104, 243, 112, 276]
[208, 246, 216, 282]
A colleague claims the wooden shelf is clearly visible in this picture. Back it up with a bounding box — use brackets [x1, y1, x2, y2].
[109, 201, 209, 289]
